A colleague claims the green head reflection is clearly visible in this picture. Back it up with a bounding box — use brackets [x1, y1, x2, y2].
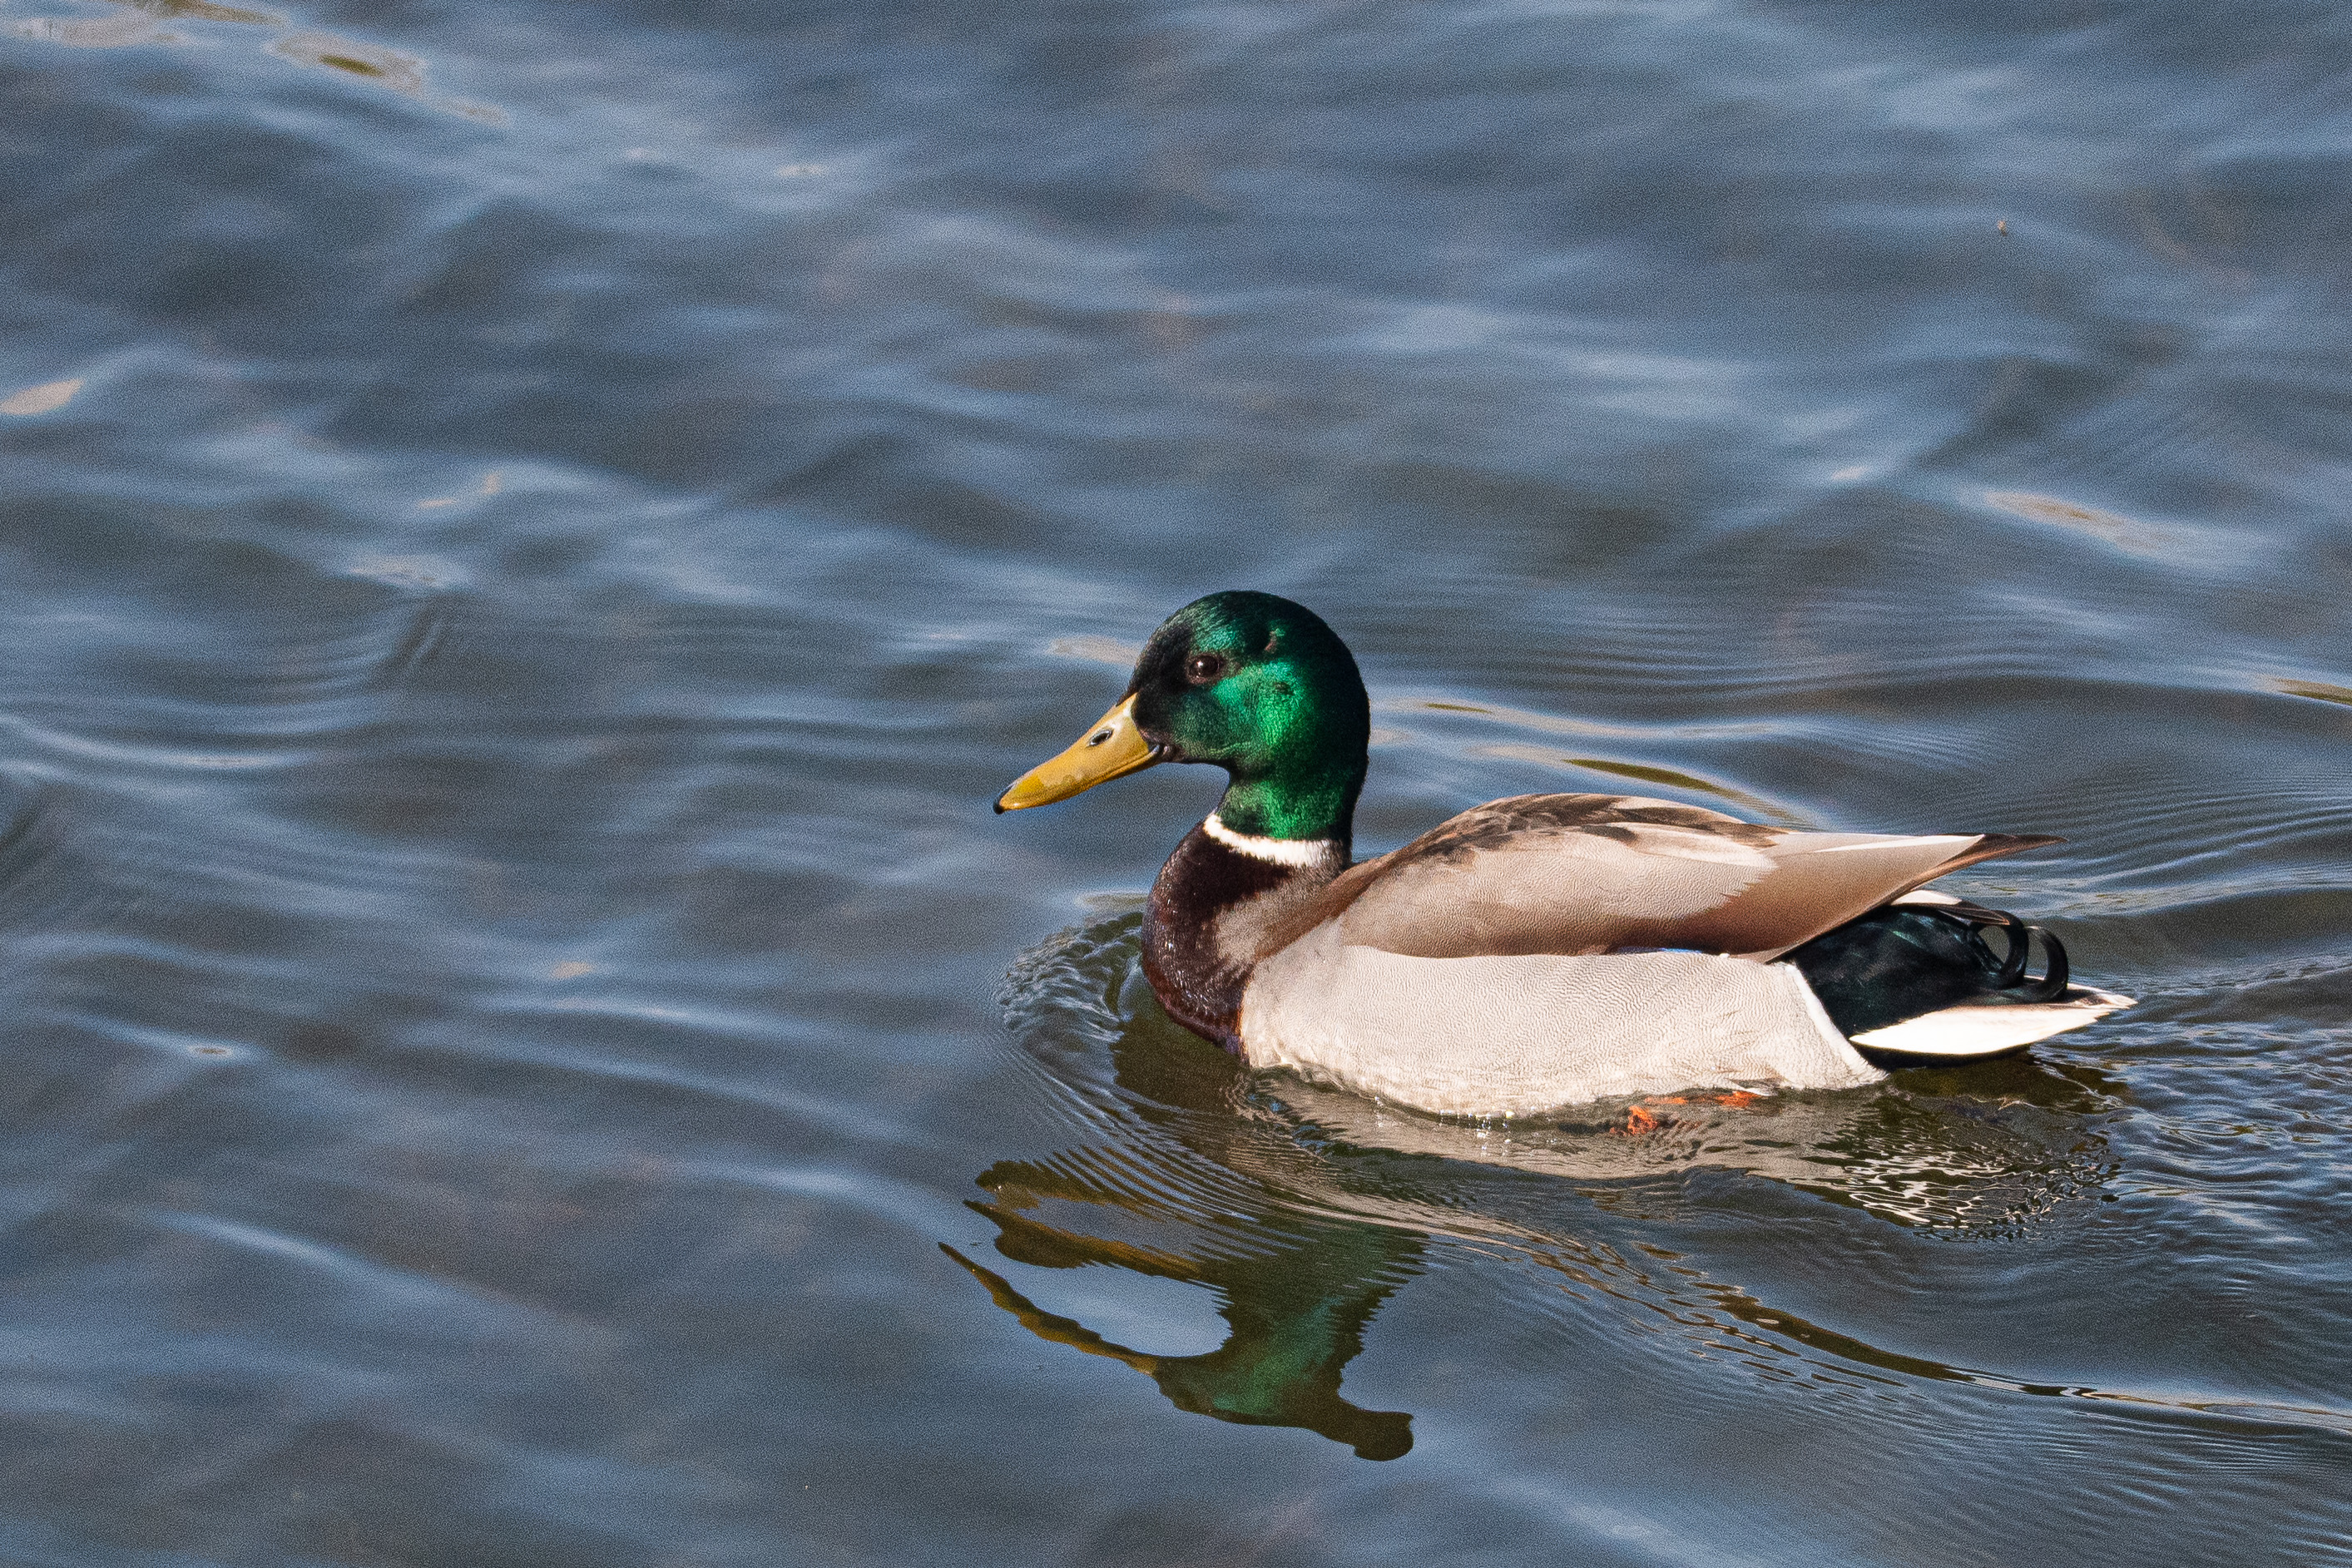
[945, 1158, 1420, 1461]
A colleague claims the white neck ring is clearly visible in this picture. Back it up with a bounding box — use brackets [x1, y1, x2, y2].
[1204, 813, 1344, 869]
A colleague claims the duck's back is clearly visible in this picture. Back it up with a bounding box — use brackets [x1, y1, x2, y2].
[1266, 794, 2051, 964]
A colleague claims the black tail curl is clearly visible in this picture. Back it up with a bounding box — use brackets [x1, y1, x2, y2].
[1784, 900, 2072, 1038]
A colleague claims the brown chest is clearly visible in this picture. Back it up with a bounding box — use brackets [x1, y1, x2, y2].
[1140, 826, 1339, 1049]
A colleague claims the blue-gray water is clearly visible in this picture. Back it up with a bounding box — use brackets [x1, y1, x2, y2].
[3, 0, 2350, 1562]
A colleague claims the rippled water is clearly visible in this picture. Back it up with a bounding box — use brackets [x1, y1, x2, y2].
[3, 0, 2350, 1561]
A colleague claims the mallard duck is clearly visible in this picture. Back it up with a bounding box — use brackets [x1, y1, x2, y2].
[996, 591, 2132, 1118]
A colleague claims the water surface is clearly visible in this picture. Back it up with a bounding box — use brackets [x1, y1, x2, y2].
[2, 0, 2350, 1562]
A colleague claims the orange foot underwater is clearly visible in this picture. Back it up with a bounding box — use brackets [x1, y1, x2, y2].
[1619, 1091, 1766, 1135]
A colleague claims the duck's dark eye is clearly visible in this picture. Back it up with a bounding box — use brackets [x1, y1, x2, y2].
[1186, 654, 1226, 685]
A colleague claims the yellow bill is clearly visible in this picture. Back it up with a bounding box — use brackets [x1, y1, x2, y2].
[995, 694, 1162, 813]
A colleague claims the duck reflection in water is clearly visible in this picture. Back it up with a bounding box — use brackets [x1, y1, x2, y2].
[944, 1178, 1422, 1461]
[953, 914, 2125, 1459]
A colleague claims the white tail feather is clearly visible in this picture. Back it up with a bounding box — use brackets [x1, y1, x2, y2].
[1849, 987, 2135, 1058]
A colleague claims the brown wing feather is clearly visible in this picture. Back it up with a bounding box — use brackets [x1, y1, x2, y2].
[1650, 831, 2062, 960]
[1252, 794, 1761, 960]
[1254, 794, 2062, 965]
[1919, 833, 2065, 879]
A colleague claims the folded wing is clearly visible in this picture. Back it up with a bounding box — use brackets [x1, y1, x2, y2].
[1267, 794, 2058, 963]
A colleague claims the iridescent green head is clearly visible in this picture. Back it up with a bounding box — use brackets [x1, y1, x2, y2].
[995, 591, 1371, 847]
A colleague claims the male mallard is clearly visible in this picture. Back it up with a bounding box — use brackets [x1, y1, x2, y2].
[997, 591, 2132, 1118]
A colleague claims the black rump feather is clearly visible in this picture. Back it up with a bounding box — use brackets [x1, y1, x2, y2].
[1785, 902, 2072, 1039]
